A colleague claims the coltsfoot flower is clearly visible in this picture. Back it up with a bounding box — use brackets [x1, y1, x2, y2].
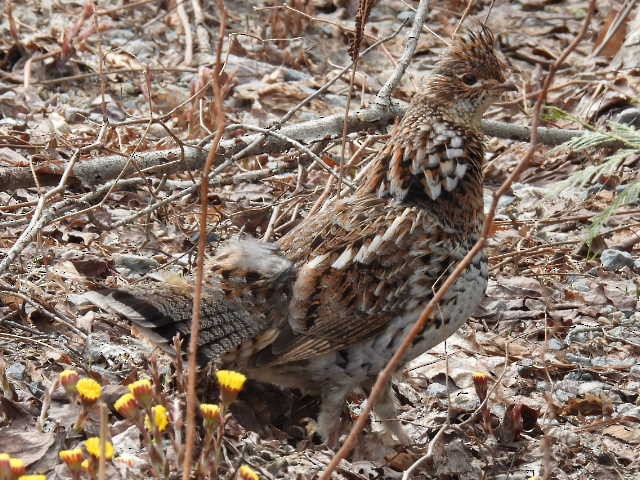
[127, 379, 153, 407]
[472, 372, 489, 401]
[215, 370, 246, 406]
[76, 378, 102, 405]
[0, 453, 10, 479]
[114, 393, 139, 419]
[84, 438, 114, 460]
[9, 457, 26, 477]
[237, 464, 259, 480]
[199, 403, 221, 429]
[144, 404, 169, 433]
[59, 370, 79, 395]
[59, 448, 84, 471]
[17, 476, 47, 480]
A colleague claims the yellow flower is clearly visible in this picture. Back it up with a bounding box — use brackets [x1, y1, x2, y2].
[471, 371, 489, 401]
[127, 379, 153, 406]
[0, 453, 10, 479]
[10, 457, 26, 477]
[59, 370, 79, 394]
[215, 370, 246, 406]
[80, 459, 89, 471]
[114, 393, 139, 419]
[59, 448, 84, 470]
[17, 476, 47, 480]
[237, 464, 259, 480]
[199, 403, 221, 428]
[84, 437, 114, 460]
[199, 403, 221, 419]
[144, 404, 169, 433]
[76, 378, 101, 404]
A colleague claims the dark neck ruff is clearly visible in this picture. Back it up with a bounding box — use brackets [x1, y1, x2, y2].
[357, 109, 485, 233]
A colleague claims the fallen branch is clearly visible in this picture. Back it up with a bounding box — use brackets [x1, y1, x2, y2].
[0, 114, 596, 192]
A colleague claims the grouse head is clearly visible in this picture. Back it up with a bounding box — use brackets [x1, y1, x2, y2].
[428, 23, 515, 126]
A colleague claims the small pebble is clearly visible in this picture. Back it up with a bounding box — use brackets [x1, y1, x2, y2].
[547, 338, 563, 350]
[616, 107, 640, 128]
[565, 353, 593, 366]
[29, 381, 45, 397]
[397, 10, 415, 22]
[6, 362, 27, 381]
[425, 382, 448, 398]
[601, 248, 635, 270]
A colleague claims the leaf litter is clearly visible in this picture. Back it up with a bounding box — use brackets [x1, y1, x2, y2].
[0, 0, 639, 478]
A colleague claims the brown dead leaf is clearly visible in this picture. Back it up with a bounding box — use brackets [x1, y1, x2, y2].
[47, 402, 83, 431]
[385, 451, 415, 471]
[563, 288, 585, 302]
[594, 9, 628, 58]
[0, 429, 55, 465]
[0, 147, 30, 166]
[488, 276, 547, 298]
[602, 281, 638, 310]
[0, 359, 17, 401]
[579, 283, 610, 306]
[603, 423, 640, 444]
[562, 394, 614, 416]
[104, 50, 142, 71]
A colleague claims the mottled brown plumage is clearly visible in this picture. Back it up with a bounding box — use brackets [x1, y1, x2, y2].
[84, 24, 513, 443]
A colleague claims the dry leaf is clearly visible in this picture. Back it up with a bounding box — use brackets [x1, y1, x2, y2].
[0, 430, 55, 465]
[603, 423, 640, 444]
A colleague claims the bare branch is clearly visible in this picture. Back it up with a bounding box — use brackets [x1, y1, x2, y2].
[375, 0, 430, 108]
[0, 115, 593, 192]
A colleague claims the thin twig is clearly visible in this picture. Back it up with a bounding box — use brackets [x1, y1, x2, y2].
[0, 115, 603, 193]
[375, 0, 430, 108]
[0, 124, 108, 275]
[278, 21, 408, 126]
[176, 0, 193, 65]
[319, 2, 596, 478]
[182, 1, 226, 478]
[98, 401, 108, 480]
[37, 377, 59, 432]
[401, 422, 447, 479]
[228, 124, 356, 190]
[96, 0, 157, 16]
[0, 284, 86, 339]
[452, 0, 475, 37]
[403, 341, 510, 478]
[262, 205, 281, 242]
[191, 0, 211, 56]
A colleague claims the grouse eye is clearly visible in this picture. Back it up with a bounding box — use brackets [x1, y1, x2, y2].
[461, 73, 478, 85]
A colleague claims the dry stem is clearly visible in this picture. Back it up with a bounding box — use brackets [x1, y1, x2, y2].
[182, 1, 227, 478]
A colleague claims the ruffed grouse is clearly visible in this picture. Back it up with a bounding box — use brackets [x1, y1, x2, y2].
[85, 25, 513, 443]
